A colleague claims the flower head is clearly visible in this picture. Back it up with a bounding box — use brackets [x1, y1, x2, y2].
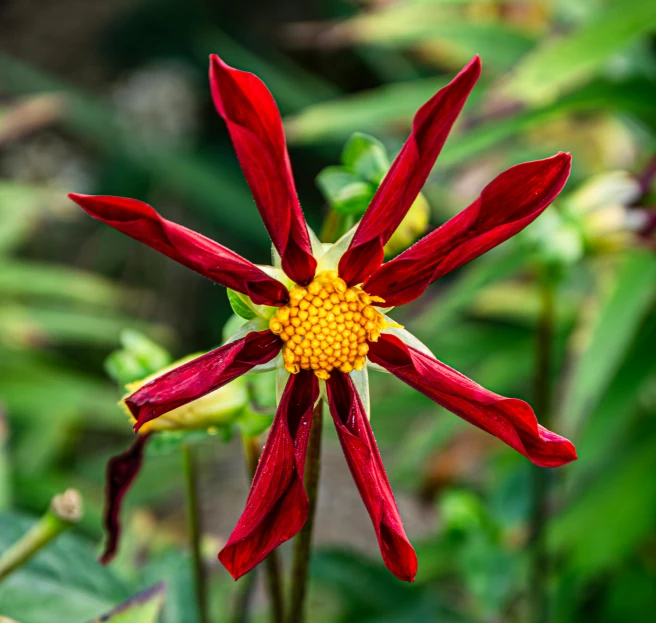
[70, 53, 576, 582]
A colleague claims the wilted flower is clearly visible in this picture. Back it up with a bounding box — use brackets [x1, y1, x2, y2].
[70, 54, 576, 582]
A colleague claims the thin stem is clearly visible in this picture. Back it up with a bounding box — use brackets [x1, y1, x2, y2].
[287, 400, 323, 623]
[232, 568, 258, 623]
[182, 443, 210, 623]
[530, 278, 556, 623]
[242, 435, 285, 623]
[319, 210, 343, 243]
[0, 489, 82, 581]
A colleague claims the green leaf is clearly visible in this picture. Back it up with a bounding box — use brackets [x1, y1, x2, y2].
[503, 0, 656, 103]
[104, 330, 173, 386]
[0, 513, 129, 623]
[88, 584, 166, 623]
[562, 250, 656, 434]
[438, 78, 656, 167]
[0, 261, 126, 307]
[316, 166, 376, 216]
[285, 77, 451, 143]
[316, 167, 363, 202]
[552, 433, 656, 576]
[336, 3, 535, 71]
[227, 289, 257, 320]
[332, 185, 376, 216]
[311, 549, 463, 621]
[141, 550, 199, 623]
[571, 314, 656, 487]
[341, 132, 390, 183]
[0, 183, 46, 255]
[234, 409, 274, 439]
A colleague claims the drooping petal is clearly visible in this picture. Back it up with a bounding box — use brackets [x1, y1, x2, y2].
[69, 194, 288, 306]
[326, 372, 417, 582]
[209, 55, 316, 285]
[339, 57, 481, 286]
[219, 371, 319, 579]
[369, 334, 577, 468]
[365, 153, 572, 306]
[100, 433, 152, 564]
[127, 331, 281, 432]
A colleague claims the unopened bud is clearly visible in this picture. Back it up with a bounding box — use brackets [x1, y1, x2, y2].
[50, 488, 83, 524]
[124, 354, 248, 434]
[384, 193, 430, 256]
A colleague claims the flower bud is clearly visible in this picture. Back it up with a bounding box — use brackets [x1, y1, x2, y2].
[384, 193, 430, 256]
[123, 354, 248, 434]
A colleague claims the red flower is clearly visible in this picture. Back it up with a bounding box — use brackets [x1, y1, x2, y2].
[70, 54, 576, 583]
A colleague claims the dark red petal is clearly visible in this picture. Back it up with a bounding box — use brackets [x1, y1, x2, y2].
[218, 371, 319, 579]
[339, 57, 481, 286]
[209, 55, 316, 285]
[69, 194, 288, 306]
[365, 153, 572, 306]
[326, 372, 417, 582]
[100, 433, 152, 564]
[369, 334, 577, 468]
[127, 331, 281, 432]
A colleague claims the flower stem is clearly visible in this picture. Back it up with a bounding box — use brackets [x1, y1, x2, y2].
[0, 489, 82, 581]
[530, 277, 556, 623]
[242, 434, 285, 623]
[287, 400, 323, 623]
[182, 442, 210, 623]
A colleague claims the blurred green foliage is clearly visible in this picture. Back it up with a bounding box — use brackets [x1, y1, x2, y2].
[0, 0, 654, 621]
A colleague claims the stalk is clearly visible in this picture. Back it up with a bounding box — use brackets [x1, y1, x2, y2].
[287, 400, 323, 623]
[0, 489, 82, 581]
[182, 443, 210, 623]
[242, 435, 285, 623]
[530, 277, 556, 623]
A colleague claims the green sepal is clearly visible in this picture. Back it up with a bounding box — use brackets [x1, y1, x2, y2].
[227, 288, 257, 320]
[341, 132, 390, 184]
[316, 167, 376, 216]
[146, 427, 234, 455]
[235, 408, 275, 439]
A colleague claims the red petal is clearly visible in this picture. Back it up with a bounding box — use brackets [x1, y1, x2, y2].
[339, 57, 481, 286]
[127, 331, 281, 432]
[209, 55, 316, 285]
[369, 334, 577, 468]
[218, 371, 319, 579]
[326, 372, 417, 582]
[69, 194, 288, 306]
[365, 153, 572, 306]
[100, 433, 152, 564]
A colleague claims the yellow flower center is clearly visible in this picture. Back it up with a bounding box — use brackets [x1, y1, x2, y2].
[269, 270, 387, 380]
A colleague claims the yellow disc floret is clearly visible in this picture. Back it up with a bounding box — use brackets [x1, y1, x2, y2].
[269, 270, 388, 380]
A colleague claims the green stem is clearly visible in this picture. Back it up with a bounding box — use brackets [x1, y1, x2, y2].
[242, 435, 285, 623]
[530, 278, 556, 623]
[0, 489, 82, 581]
[287, 400, 323, 623]
[232, 568, 257, 623]
[182, 443, 210, 623]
